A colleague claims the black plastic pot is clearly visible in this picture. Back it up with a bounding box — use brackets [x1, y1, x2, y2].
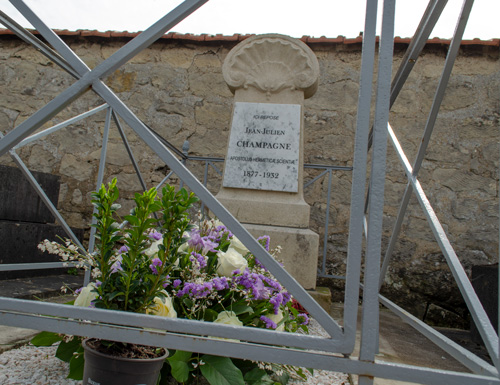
[82, 339, 168, 385]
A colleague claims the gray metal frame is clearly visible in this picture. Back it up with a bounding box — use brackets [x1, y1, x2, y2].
[0, 0, 498, 384]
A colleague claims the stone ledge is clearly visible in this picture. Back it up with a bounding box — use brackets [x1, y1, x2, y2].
[307, 287, 332, 313]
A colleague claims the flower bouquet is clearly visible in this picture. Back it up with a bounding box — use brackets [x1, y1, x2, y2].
[32, 179, 311, 385]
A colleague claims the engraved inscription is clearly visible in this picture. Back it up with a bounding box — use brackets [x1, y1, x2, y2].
[223, 102, 300, 192]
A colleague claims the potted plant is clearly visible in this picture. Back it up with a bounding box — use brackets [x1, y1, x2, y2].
[32, 179, 311, 384]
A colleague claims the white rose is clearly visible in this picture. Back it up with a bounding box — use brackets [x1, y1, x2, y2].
[216, 248, 248, 277]
[267, 310, 285, 332]
[212, 311, 242, 341]
[145, 239, 162, 257]
[214, 311, 243, 327]
[147, 292, 177, 318]
[229, 237, 249, 256]
[177, 241, 189, 254]
[74, 283, 98, 308]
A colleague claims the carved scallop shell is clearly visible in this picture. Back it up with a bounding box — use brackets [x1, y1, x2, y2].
[223, 34, 319, 98]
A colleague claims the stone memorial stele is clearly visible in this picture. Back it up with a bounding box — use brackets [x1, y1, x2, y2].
[217, 34, 320, 290]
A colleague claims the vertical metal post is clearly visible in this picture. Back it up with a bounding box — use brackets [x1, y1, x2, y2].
[342, 0, 378, 351]
[87, 107, 112, 253]
[321, 169, 333, 276]
[358, 1, 396, 384]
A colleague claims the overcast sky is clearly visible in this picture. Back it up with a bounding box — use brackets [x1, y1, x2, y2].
[0, 0, 498, 40]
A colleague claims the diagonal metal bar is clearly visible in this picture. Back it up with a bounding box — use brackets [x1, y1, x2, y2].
[200, 160, 211, 213]
[7, 0, 344, 341]
[0, 10, 79, 78]
[342, 0, 379, 352]
[364, 0, 449, 221]
[0, 132, 85, 252]
[389, 0, 448, 108]
[379, 293, 498, 376]
[147, 125, 188, 160]
[359, 0, 396, 373]
[367, 0, 449, 150]
[379, 0, 475, 287]
[208, 160, 222, 176]
[410, 0, 474, 177]
[304, 169, 329, 188]
[112, 112, 148, 192]
[387, 122, 500, 367]
[155, 171, 176, 190]
[0, 0, 209, 156]
[15, 104, 109, 148]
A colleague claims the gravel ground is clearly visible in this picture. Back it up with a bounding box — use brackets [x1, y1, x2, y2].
[0, 319, 350, 385]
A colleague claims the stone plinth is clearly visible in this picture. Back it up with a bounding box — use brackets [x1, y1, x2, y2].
[217, 34, 320, 289]
[217, 190, 311, 228]
[244, 224, 318, 290]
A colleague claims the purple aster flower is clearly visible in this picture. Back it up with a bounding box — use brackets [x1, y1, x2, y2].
[75, 287, 83, 295]
[176, 281, 214, 299]
[212, 277, 229, 291]
[282, 291, 291, 304]
[298, 313, 310, 325]
[95, 280, 102, 287]
[207, 225, 232, 243]
[187, 230, 203, 250]
[251, 279, 268, 300]
[173, 279, 182, 288]
[262, 276, 282, 292]
[190, 251, 208, 268]
[201, 238, 218, 255]
[270, 292, 283, 314]
[118, 245, 129, 254]
[149, 257, 162, 275]
[148, 230, 162, 241]
[110, 257, 123, 273]
[187, 230, 219, 254]
[260, 315, 277, 329]
[257, 235, 270, 251]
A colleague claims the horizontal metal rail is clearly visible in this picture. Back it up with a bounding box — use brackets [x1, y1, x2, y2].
[1, 299, 498, 385]
[0, 262, 78, 271]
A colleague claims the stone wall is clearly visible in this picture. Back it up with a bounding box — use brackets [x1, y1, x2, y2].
[0, 32, 498, 326]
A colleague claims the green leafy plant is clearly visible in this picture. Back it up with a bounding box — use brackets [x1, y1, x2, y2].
[33, 179, 311, 384]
